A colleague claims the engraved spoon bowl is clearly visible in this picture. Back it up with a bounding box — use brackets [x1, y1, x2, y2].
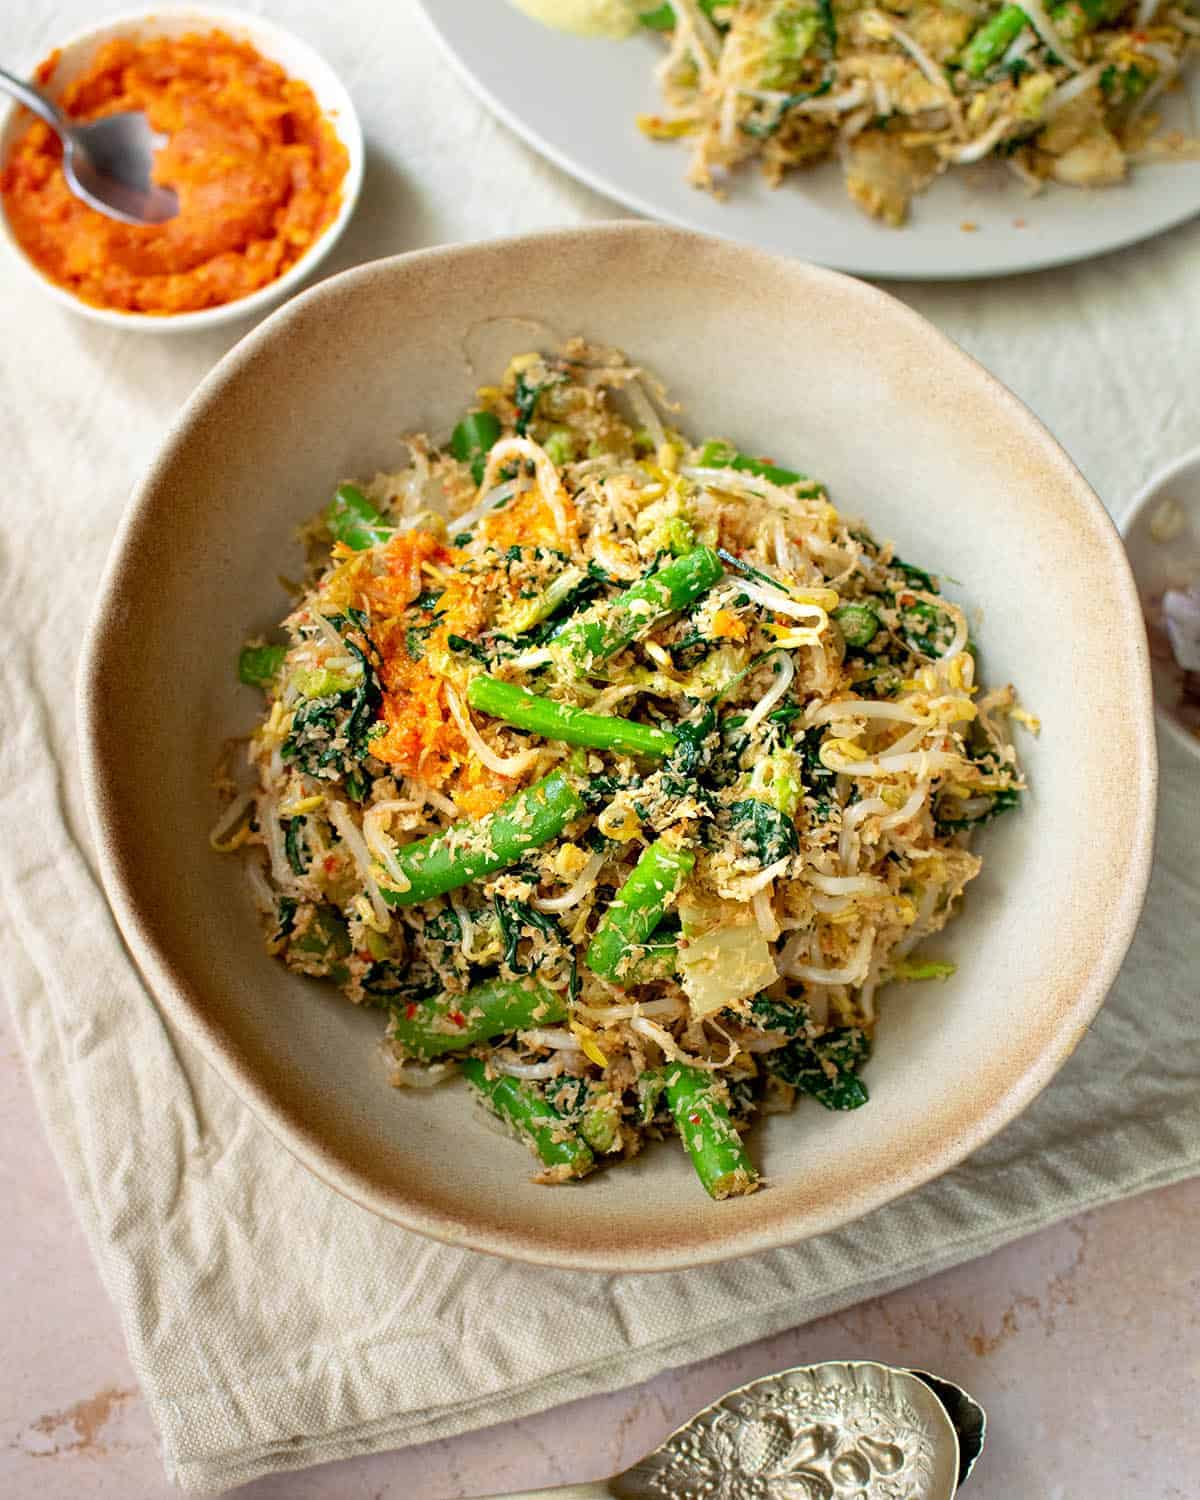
[483, 1360, 983, 1499]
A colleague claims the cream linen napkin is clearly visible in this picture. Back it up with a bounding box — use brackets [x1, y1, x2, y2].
[3, 2, 1200, 1492]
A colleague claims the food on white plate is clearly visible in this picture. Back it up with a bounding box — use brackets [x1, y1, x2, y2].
[508, 0, 644, 36]
[215, 341, 1030, 1195]
[627, 0, 1200, 224]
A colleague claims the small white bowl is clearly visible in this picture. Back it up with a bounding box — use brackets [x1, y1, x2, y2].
[1120, 446, 1200, 763]
[0, 7, 364, 333]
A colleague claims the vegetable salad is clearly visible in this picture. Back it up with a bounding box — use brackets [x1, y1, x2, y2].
[634, 0, 1199, 224]
[217, 340, 1028, 1198]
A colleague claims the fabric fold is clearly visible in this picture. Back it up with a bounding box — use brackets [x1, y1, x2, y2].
[3, 4, 1199, 1492]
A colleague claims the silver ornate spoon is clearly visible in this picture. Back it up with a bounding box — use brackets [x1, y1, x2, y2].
[486, 1360, 985, 1499]
[0, 66, 178, 224]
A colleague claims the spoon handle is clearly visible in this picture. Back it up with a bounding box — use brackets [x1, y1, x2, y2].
[478, 1485, 615, 1498]
[0, 67, 69, 138]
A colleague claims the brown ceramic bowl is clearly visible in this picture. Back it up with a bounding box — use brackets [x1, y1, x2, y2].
[79, 224, 1156, 1271]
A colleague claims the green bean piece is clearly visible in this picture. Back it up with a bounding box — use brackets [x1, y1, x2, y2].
[660, 517, 697, 556]
[586, 841, 695, 984]
[467, 675, 678, 760]
[554, 547, 724, 676]
[961, 0, 1126, 78]
[460, 1057, 595, 1178]
[621, 934, 680, 984]
[697, 439, 807, 488]
[580, 1093, 623, 1154]
[380, 769, 585, 907]
[326, 483, 394, 551]
[390, 976, 566, 1060]
[508, 564, 588, 635]
[961, 5, 1026, 77]
[238, 643, 286, 687]
[833, 602, 879, 647]
[450, 410, 503, 486]
[659, 1063, 759, 1199]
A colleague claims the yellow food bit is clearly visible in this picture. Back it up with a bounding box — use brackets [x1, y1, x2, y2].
[880, 786, 906, 809]
[354, 895, 392, 934]
[331, 541, 356, 561]
[508, 352, 541, 377]
[281, 794, 325, 815]
[554, 842, 589, 878]
[637, 113, 698, 139]
[789, 586, 841, 610]
[209, 822, 251, 854]
[475, 384, 504, 403]
[764, 621, 822, 647]
[598, 803, 643, 841]
[1011, 706, 1041, 735]
[657, 441, 680, 472]
[571, 1020, 609, 1068]
[821, 736, 868, 765]
[894, 896, 918, 924]
[931, 698, 977, 725]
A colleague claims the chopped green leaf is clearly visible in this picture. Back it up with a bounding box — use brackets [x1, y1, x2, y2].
[728, 798, 799, 866]
[935, 784, 1021, 833]
[767, 1027, 870, 1111]
[446, 632, 490, 664]
[514, 370, 565, 437]
[493, 895, 561, 974]
[283, 817, 309, 876]
[749, 995, 809, 1035]
[699, 439, 807, 487]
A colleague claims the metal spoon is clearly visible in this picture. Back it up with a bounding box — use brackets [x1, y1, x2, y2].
[0, 67, 178, 224]
[484, 1360, 986, 1499]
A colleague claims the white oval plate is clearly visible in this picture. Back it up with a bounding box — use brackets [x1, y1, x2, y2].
[418, 0, 1200, 280]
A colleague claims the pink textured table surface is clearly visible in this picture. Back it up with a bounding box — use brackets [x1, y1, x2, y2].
[2, 1006, 1197, 1499]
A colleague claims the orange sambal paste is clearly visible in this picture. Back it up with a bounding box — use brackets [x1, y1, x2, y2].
[1, 32, 349, 315]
